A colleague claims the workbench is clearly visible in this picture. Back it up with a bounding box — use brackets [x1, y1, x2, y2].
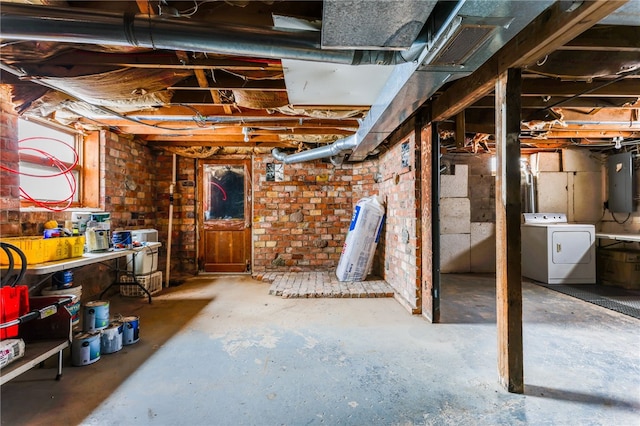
[25, 242, 162, 304]
[595, 233, 640, 247]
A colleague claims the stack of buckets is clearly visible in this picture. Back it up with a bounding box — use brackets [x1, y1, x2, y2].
[71, 300, 140, 366]
[41, 271, 81, 328]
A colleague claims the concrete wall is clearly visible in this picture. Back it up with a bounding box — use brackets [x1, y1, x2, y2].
[533, 150, 604, 224]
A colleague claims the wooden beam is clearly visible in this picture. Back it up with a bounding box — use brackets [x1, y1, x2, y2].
[145, 139, 297, 148]
[519, 79, 640, 97]
[32, 51, 283, 71]
[194, 69, 233, 114]
[495, 68, 523, 394]
[431, 0, 627, 122]
[558, 25, 640, 52]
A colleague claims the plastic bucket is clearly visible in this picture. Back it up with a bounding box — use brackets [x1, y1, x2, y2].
[112, 231, 132, 250]
[52, 270, 74, 289]
[41, 285, 82, 327]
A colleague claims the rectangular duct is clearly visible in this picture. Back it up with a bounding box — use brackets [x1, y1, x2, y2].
[321, 0, 437, 49]
[430, 24, 496, 65]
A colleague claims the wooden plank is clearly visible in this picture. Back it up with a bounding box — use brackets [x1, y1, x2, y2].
[194, 68, 233, 114]
[420, 120, 439, 323]
[431, 1, 627, 122]
[558, 25, 640, 52]
[83, 132, 100, 209]
[495, 68, 523, 394]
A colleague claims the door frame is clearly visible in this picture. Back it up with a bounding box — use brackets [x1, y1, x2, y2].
[197, 157, 252, 272]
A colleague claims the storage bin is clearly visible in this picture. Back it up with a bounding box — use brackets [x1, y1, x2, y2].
[0, 237, 46, 265]
[131, 229, 158, 243]
[66, 236, 85, 258]
[43, 238, 68, 262]
[126, 246, 159, 275]
[119, 271, 163, 297]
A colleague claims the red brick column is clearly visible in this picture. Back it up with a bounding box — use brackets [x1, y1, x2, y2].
[0, 85, 21, 237]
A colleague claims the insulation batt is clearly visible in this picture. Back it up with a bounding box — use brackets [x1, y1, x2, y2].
[336, 196, 385, 282]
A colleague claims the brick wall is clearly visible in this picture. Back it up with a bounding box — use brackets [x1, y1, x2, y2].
[252, 156, 356, 272]
[0, 85, 21, 237]
[377, 133, 421, 312]
[101, 130, 158, 229]
[154, 153, 198, 277]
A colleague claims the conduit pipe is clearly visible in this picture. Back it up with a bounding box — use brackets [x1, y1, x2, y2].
[271, 135, 358, 164]
[1, 3, 425, 66]
[165, 154, 176, 288]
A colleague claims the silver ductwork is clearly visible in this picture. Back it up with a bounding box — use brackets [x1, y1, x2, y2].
[0, 3, 425, 66]
[271, 135, 358, 164]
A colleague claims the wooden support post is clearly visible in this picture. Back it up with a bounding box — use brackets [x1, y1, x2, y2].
[455, 111, 465, 149]
[495, 68, 523, 393]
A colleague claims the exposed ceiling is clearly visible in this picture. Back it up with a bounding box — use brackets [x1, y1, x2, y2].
[1, 0, 639, 160]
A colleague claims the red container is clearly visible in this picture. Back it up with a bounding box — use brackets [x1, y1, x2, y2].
[0, 286, 30, 339]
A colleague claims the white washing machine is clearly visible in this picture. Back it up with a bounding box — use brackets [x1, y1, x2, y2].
[521, 213, 596, 284]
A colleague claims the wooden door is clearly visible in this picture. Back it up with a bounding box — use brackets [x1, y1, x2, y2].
[198, 160, 251, 272]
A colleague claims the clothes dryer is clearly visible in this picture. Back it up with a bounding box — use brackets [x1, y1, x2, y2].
[521, 213, 596, 284]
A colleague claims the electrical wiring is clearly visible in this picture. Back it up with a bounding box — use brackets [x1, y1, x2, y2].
[0, 138, 78, 211]
[611, 211, 632, 225]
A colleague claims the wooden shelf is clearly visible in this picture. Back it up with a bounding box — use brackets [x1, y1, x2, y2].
[0, 339, 69, 385]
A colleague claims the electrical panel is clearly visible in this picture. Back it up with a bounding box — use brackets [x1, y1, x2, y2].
[607, 152, 634, 213]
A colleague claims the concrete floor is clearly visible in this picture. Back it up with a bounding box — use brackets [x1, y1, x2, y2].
[1, 274, 639, 425]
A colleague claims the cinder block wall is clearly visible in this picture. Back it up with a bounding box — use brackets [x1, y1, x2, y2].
[440, 153, 496, 273]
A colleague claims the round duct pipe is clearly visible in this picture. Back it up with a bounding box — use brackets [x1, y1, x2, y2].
[1, 3, 424, 66]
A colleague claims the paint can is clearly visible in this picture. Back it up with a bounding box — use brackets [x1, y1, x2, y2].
[71, 331, 101, 366]
[52, 270, 74, 289]
[83, 300, 110, 332]
[122, 316, 140, 345]
[112, 231, 132, 250]
[100, 321, 123, 354]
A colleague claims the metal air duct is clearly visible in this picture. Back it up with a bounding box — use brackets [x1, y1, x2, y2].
[0, 3, 425, 66]
[271, 135, 358, 164]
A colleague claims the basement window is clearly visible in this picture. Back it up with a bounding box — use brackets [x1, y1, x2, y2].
[17, 118, 82, 210]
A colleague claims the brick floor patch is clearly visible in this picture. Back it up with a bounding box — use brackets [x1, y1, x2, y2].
[254, 271, 394, 298]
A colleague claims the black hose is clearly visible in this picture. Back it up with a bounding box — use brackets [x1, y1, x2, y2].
[0, 243, 27, 287]
[0, 243, 15, 286]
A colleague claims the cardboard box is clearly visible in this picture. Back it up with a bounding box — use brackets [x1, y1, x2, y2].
[597, 248, 640, 289]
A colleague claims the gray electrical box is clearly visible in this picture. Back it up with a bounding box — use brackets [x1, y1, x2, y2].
[607, 152, 634, 213]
